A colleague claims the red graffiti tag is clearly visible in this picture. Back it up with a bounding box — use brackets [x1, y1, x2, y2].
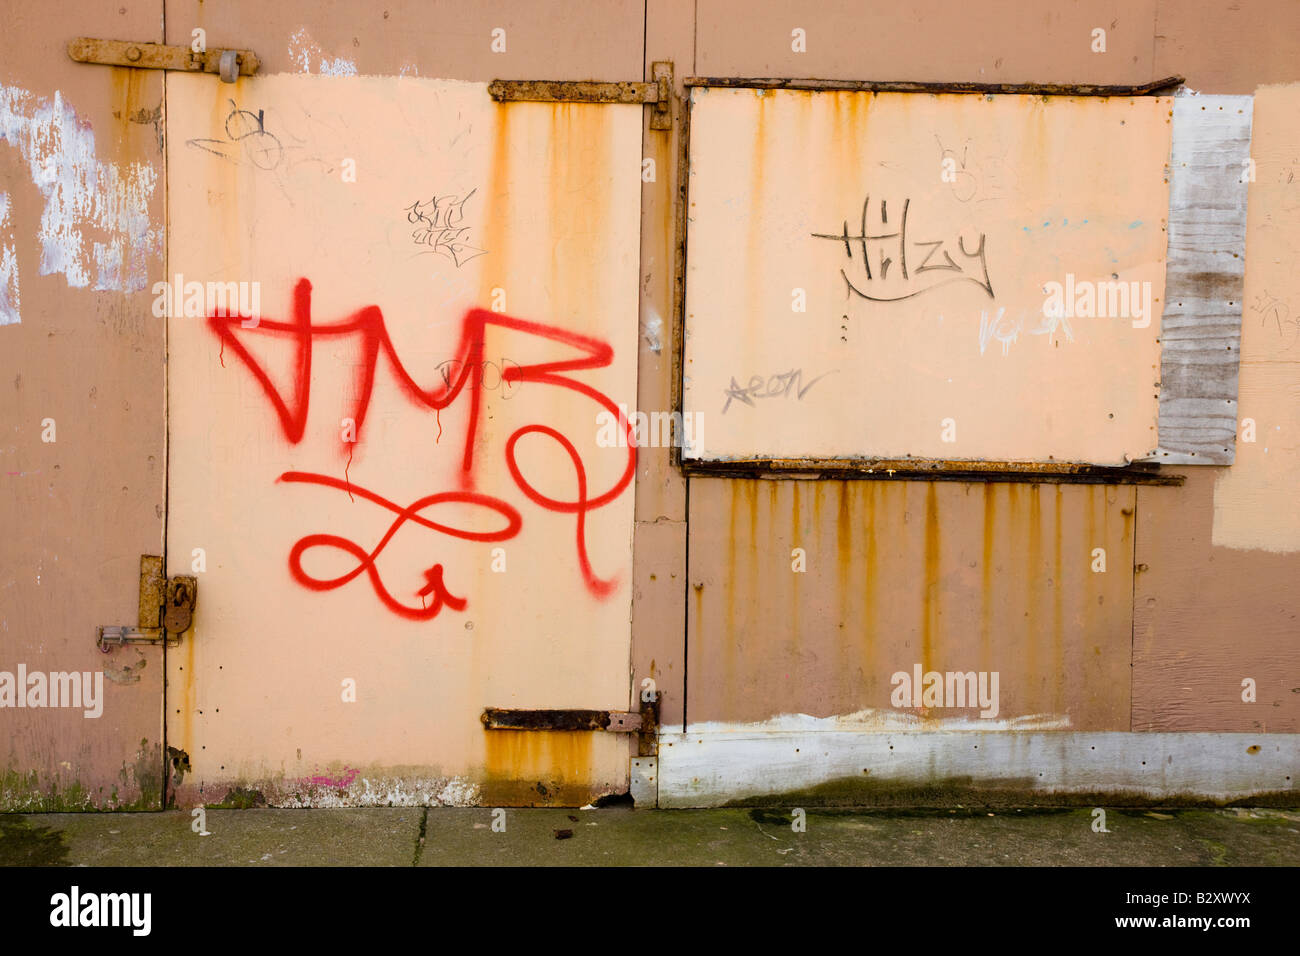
[210, 279, 635, 615]
[279, 471, 521, 620]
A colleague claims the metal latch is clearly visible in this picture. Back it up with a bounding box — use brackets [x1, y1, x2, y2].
[481, 691, 660, 756]
[481, 708, 642, 732]
[488, 61, 674, 130]
[96, 556, 197, 650]
[68, 38, 261, 83]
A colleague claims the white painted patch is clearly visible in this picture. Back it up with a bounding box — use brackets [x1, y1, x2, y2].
[642, 311, 663, 354]
[0, 192, 18, 325]
[227, 774, 482, 808]
[287, 28, 359, 76]
[658, 728, 1297, 807]
[0, 85, 159, 294]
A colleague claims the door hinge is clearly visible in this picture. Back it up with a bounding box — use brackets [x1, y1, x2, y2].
[482, 693, 661, 754]
[97, 555, 198, 650]
[68, 37, 261, 83]
[489, 61, 674, 130]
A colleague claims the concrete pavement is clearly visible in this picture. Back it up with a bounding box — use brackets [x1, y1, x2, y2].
[1, 806, 1296, 866]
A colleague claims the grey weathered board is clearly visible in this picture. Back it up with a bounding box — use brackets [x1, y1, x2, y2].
[1143, 95, 1253, 465]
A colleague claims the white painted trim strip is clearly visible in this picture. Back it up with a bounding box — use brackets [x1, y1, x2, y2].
[658, 729, 1296, 807]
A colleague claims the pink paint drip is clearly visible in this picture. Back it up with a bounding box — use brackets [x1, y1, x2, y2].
[303, 767, 360, 789]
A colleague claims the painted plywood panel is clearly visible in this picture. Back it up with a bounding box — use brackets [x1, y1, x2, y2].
[683, 88, 1170, 465]
[165, 0, 646, 81]
[696, 0, 1158, 86]
[1214, 84, 1300, 555]
[1154, 0, 1300, 95]
[1133, 472, 1300, 732]
[1131, 86, 1300, 734]
[685, 479, 1136, 732]
[0, 0, 165, 809]
[1145, 95, 1252, 465]
[165, 74, 642, 805]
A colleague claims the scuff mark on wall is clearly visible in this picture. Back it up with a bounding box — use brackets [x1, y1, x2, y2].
[287, 28, 359, 76]
[0, 85, 159, 294]
[0, 192, 18, 325]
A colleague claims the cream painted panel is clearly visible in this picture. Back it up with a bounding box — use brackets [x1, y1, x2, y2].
[1214, 83, 1300, 554]
[683, 88, 1171, 466]
[165, 74, 641, 804]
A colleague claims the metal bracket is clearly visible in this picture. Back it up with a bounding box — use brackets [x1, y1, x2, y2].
[96, 556, 197, 651]
[488, 61, 675, 130]
[68, 37, 261, 83]
[650, 61, 674, 130]
[480, 692, 661, 754]
[480, 708, 642, 732]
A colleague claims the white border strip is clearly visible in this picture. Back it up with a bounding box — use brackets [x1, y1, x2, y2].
[658, 730, 1297, 807]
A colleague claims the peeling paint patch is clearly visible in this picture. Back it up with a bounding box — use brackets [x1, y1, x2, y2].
[287, 28, 358, 76]
[0, 85, 159, 294]
[0, 192, 18, 325]
[642, 311, 664, 354]
[197, 774, 481, 808]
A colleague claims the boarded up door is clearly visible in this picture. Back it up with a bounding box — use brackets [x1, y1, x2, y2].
[165, 74, 642, 806]
[683, 88, 1172, 466]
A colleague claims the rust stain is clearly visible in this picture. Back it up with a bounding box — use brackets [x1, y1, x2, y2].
[921, 482, 940, 679]
[722, 482, 740, 713]
[1053, 485, 1065, 710]
[178, 633, 196, 762]
[542, 102, 614, 318]
[547, 102, 567, 291]
[789, 481, 802, 657]
[981, 483, 996, 664]
[108, 67, 141, 153]
[1086, 484, 1099, 564]
[480, 102, 514, 308]
[1025, 485, 1043, 700]
[836, 481, 851, 633]
[482, 729, 596, 806]
[863, 482, 879, 668]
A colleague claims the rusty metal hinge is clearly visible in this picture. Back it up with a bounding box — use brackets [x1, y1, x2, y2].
[489, 61, 674, 130]
[482, 692, 661, 754]
[68, 37, 261, 83]
[96, 556, 197, 650]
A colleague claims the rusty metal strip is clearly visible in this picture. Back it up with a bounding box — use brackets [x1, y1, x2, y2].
[481, 708, 643, 732]
[488, 79, 660, 104]
[637, 694, 661, 757]
[68, 37, 261, 76]
[683, 76, 1185, 96]
[138, 555, 165, 630]
[681, 459, 1184, 485]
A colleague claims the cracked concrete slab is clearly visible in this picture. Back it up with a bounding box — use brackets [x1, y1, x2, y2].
[0, 809, 420, 866]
